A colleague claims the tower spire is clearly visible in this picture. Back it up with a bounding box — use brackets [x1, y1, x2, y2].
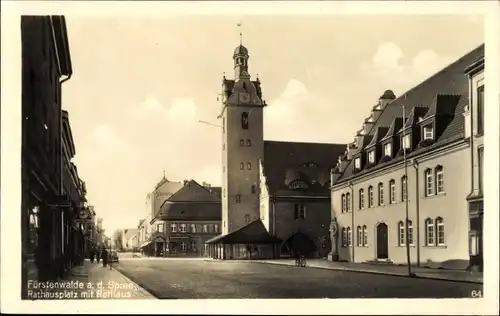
[237, 21, 243, 45]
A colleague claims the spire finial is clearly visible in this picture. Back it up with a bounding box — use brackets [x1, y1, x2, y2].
[237, 21, 243, 45]
[162, 170, 166, 179]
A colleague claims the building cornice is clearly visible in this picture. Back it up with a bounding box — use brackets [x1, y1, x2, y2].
[331, 138, 468, 190]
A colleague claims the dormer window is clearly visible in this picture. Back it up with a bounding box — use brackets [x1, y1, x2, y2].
[423, 124, 434, 140]
[354, 157, 361, 169]
[402, 134, 411, 149]
[383, 143, 392, 157]
[368, 150, 375, 164]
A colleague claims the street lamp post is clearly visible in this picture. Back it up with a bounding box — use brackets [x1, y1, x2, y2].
[402, 99, 415, 277]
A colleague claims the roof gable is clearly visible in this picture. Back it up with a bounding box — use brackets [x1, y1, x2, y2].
[167, 180, 220, 202]
[206, 219, 281, 244]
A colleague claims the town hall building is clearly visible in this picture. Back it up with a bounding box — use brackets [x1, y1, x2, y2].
[206, 42, 346, 259]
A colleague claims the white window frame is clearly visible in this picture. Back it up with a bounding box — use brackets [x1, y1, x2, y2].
[384, 142, 392, 157]
[407, 220, 414, 246]
[190, 224, 196, 233]
[389, 180, 396, 204]
[347, 227, 352, 247]
[354, 157, 361, 169]
[368, 186, 374, 208]
[423, 125, 434, 140]
[346, 193, 351, 212]
[398, 221, 405, 246]
[357, 226, 362, 247]
[341, 228, 347, 247]
[403, 134, 411, 149]
[378, 183, 384, 206]
[214, 224, 219, 233]
[203, 224, 208, 233]
[425, 169, 434, 196]
[425, 219, 435, 246]
[180, 224, 187, 233]
[171, 223, 177, 233]
[436, 217, 445, 246]
[368, 150, 375, 164]
[341, 194, 346, 212]
[401, 176, 407, 201]
[436, 167, 444, 194]
[362, 225, 368, 246]
[359, 189, 365, 209]
[181, 242, 187, 251]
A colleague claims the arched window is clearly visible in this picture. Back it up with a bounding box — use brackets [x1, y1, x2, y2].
[401, 176, 407, 201]
[241, 112, 249, 129]
[346, 193, 351, 212]
[389, 179, 396, 204]
[247, 162, 252, 170]
[436, 217, 445, 246]
[341, 194, 346, 213]
[425, 218, 434, 246]
[341, 228, 347, 247]
[357, 226, 362, 247]
[407, 220, 414, 245]
[251, 185, 256, 194]
[368, 186, 374, 208]
[347, 227, 352, 246]
[362, 225, 368, 246]
[359, 189, 365, 210]
[398, 221, 405, 246]
[425, 168, 434, 196]
[378, 182, 384, 206]
[435, 165, 444, 194]
[289, 180, 309, 190]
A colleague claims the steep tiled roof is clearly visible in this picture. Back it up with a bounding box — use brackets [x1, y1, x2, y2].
[367, 126, 389, 148]
[166, 180, 220, 203]
[206, 219, 281, 244]
[159, 202, 221, 221]
[263, 140, 346, 196]
[336, 43, 484, 183]
[208, 187, 222, 199]
[381, 117, 404, 141]
[423, 94, 462, 119]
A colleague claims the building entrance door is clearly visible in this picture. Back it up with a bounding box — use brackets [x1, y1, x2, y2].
[376, 223, 389, 259]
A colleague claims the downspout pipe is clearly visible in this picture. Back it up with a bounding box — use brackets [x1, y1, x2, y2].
[348, 181, 355, 263]
[412, 159, 420, 267]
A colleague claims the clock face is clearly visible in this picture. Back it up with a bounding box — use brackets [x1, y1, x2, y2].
[239, 93, 250, 103]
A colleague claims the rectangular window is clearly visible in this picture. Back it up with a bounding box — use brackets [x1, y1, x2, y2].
[342, 229, 347, 247]
[368, 151, 375, 164]
[181, 242, 186, 251]
[214, 224, 219, 233]
[478, 147, 484, 192]
[180, 224, 187, 233]
[347, 228, 352, 246]
[423, 125, 434, 140]
[425, 170, 434, 196]
[294, 204, 299, 219]
[436, 168, 444, 194]
[378, 184, 384, 205]
[240, 139, 244, 146]
[359, 190, 364, 209]
[399, 223, 405, 246]
[357, 227, 362, 247]
[247, 162, 252, 170]
[408, 222, 414, 246]
[368, 187, 374, 207]
[171, 224, 177, 233]
[236, 194, 241, 203]
[246, 139, 252, 147]
[299, 204, 306, 219]
[402, 177, 407, 201]
[190, 224, 196, 232]
[346, 194, 351, 212]
[426, 220, 434, 246]
[203, 224, 208, 233]
[240, 162, 244, 170]
[384, 143, 392, 157]
[403, 134, 411, 149]
[354, 158, 361, 169]
[389, 181, 395, 204]
[437, 220, 445, 246]
[477, 85, 484, 135]
[363, 227, 368, 246]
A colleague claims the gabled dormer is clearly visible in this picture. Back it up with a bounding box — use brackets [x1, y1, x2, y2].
[396, 106, 428, 156]
[417, 94, 461, 148]
[364, 126, 389, 168]
[352, 135, 373, 173]
[380, 117, 404, 163]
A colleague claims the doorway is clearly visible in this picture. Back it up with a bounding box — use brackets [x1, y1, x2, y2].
[376, 223, 389, 259]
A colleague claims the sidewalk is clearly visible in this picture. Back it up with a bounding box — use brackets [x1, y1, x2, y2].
[251, 259, 483, 284]
[27, 259, 156, 300]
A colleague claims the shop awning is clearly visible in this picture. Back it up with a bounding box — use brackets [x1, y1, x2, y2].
[140, 240, 152, 248]
[206, 219, 282, 245]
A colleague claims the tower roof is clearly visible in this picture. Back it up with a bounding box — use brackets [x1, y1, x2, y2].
[233, 44, 248, 56]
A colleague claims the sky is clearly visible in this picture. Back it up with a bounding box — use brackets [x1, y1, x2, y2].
[61, 14, 484, 236]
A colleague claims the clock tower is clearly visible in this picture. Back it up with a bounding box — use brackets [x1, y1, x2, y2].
[219, 44, 266, 235]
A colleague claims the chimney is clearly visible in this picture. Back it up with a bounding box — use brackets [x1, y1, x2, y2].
[346, 143, 357, 160]
[363, 118, 375, 134]
[355, 130, 365, 149]
[330, 167, 341, 187]
[378, 89, 396, 110]
[337, 154, 349, 173]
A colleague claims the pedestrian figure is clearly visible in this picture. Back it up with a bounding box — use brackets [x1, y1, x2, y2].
[102, 247, 108, 268]
[96, 249, 101, 264]
[90, 249, 95, 263]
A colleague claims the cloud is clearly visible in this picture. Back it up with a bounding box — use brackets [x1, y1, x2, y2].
[360, 42, 455, 89]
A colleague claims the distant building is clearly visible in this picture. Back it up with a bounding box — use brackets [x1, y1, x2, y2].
[206, 42, 346, 260]
[329, 44, 484, 270]
[149, 180, 221, 257]
[122, 228, 139, 251]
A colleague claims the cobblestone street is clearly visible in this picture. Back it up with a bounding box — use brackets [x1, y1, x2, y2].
[114, 258, 482, 299]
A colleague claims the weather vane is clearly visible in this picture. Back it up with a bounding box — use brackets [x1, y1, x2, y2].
[237, 21, 243, 45]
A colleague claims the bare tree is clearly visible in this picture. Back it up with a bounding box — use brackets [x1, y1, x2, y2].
[112, 229, 124, 251]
